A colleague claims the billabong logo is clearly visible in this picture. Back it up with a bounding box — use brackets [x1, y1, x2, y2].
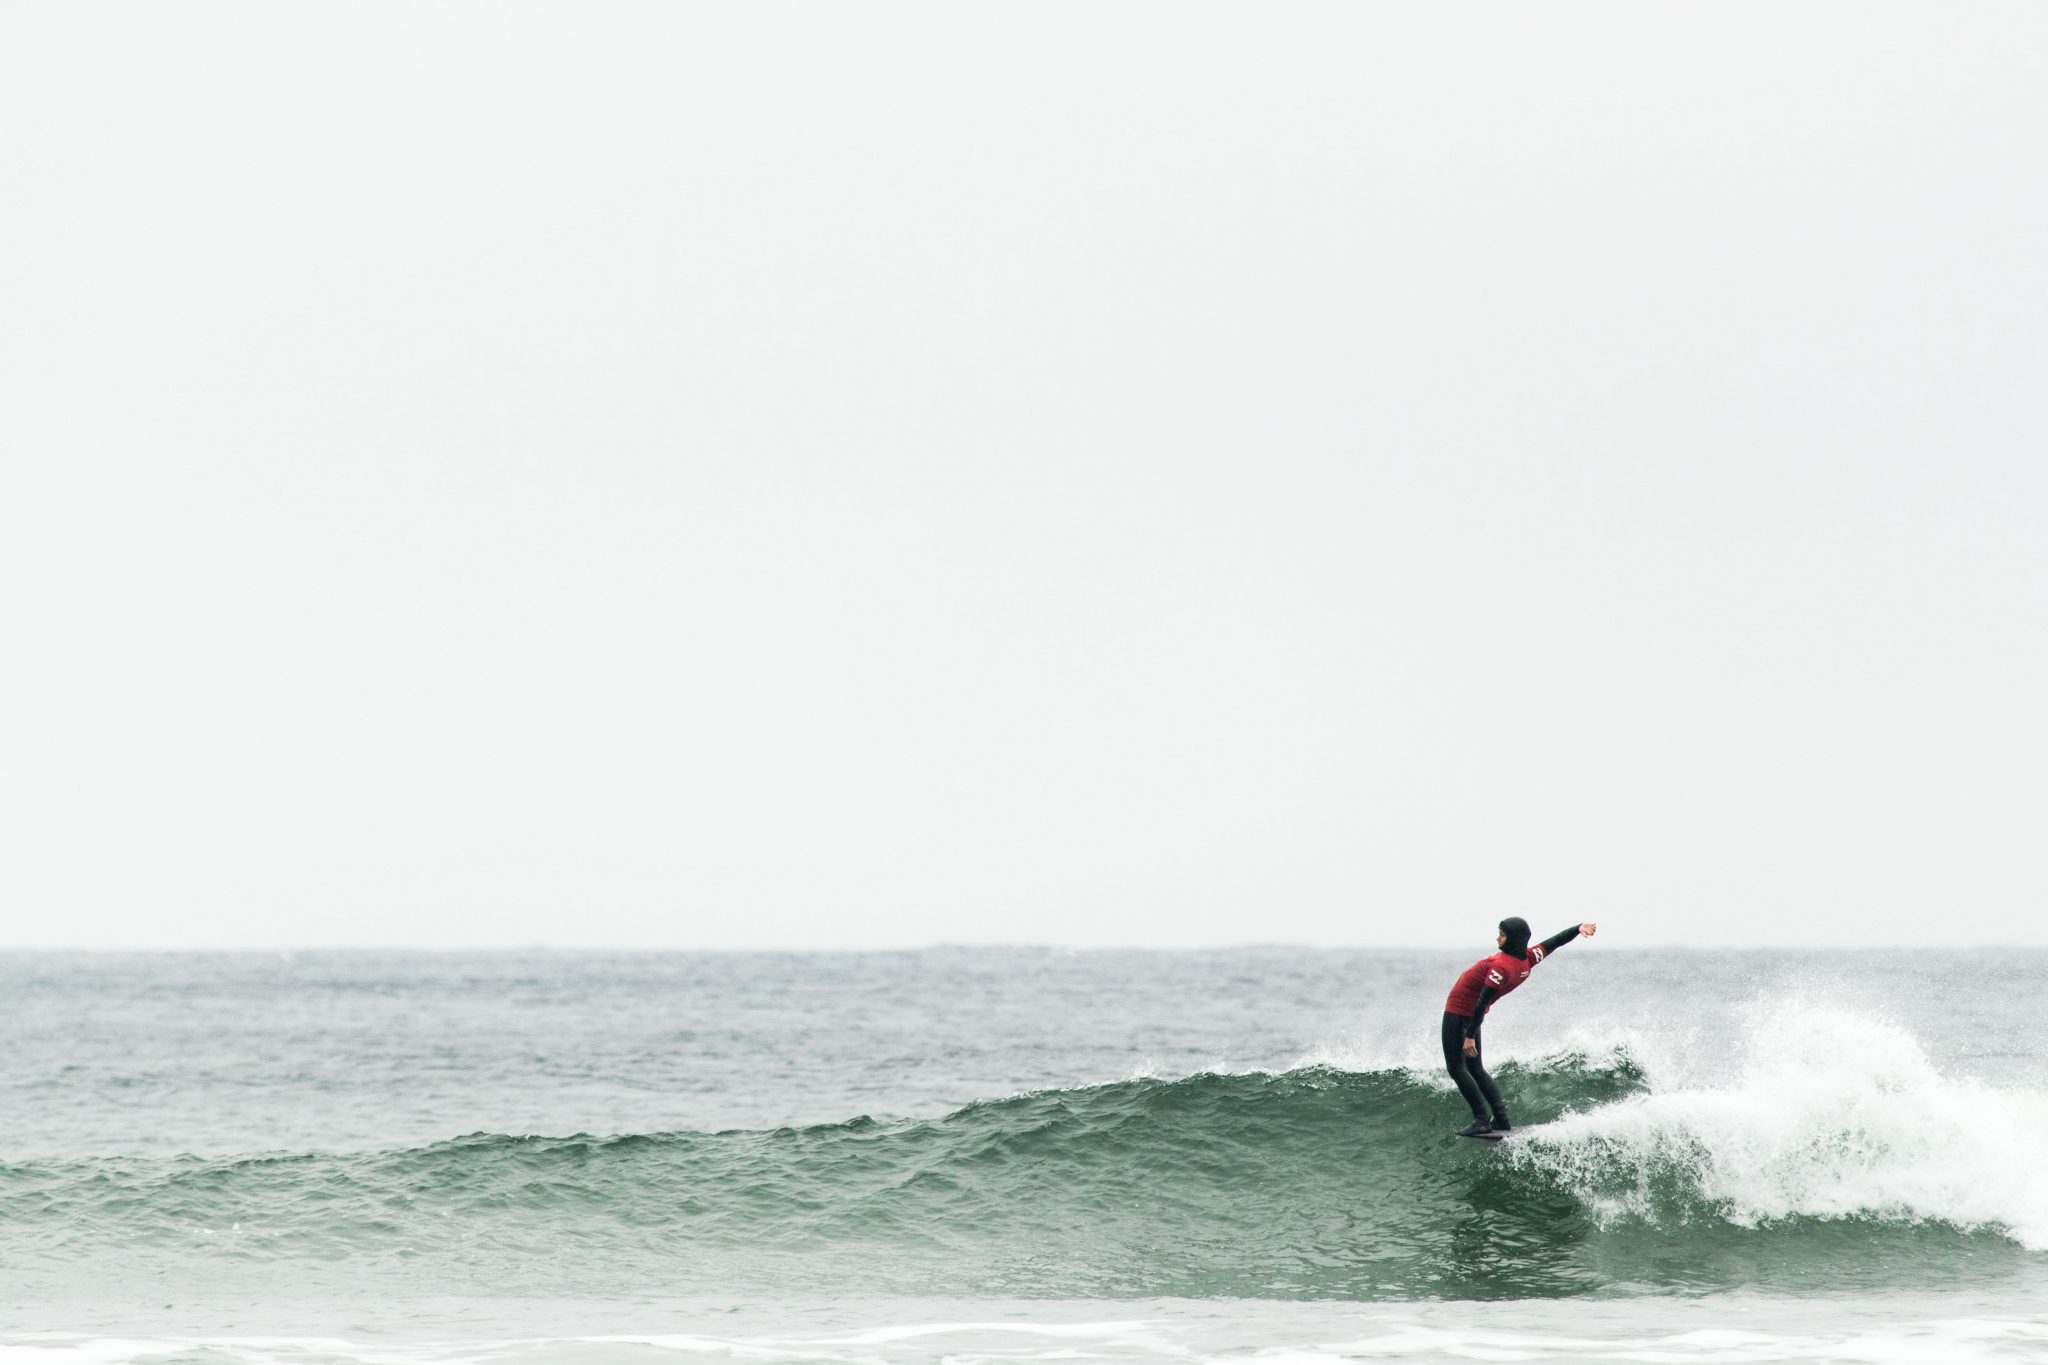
[1531, 945, 1546, 962]
[1486, 968, 1504, 985]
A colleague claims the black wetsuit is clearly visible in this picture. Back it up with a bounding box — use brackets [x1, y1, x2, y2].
[1441, 924, 1582, 1126]
[1441, 1010, 1509, 1126]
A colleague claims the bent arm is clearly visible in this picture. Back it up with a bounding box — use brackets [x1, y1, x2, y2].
[1462, 985, 1498, 1037]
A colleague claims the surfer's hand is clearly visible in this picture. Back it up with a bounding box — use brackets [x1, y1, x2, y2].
[1580, 922, 1598, 937]
[1462, 1037, 1477, 1056]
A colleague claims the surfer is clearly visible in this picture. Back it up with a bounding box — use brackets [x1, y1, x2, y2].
[1443, 917, 1597, 1138]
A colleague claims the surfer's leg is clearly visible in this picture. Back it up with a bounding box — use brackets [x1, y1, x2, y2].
[1466, 1030, 1510, 1129]
[1440, 1012, 1490, 1120]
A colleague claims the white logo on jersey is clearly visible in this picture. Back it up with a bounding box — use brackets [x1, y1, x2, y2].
[1531, 945, 1546, 962]
[1486, 968, 1503, 985]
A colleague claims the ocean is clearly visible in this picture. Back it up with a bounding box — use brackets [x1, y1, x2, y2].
[2, 947, 2045, 1364]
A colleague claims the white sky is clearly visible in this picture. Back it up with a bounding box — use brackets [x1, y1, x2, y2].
[3, 3, 2044, 950]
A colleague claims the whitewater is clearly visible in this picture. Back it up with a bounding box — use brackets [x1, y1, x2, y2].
[3, 948, 2045, 1362]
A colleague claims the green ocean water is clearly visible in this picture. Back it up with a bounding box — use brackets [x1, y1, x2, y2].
[2, 948, 2045, 1361]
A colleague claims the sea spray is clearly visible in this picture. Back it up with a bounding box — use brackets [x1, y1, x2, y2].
[1508, 1002, 2048, 1248]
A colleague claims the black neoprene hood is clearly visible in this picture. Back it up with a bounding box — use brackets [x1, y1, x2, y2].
[1498, 916, 1532, 957]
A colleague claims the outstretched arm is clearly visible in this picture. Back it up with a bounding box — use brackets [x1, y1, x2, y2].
[1536, 922, 1598, 957]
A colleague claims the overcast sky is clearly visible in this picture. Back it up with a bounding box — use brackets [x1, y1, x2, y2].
[4, 3, 2044, 950]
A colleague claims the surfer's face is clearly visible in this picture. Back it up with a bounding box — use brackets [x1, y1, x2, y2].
[1496, 931, 1506, 948]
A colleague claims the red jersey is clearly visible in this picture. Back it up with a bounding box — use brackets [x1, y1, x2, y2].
[1443, 942, 1554, 1018]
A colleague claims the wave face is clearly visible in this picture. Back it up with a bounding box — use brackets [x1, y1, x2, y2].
[5, 1041, 2042, 1303]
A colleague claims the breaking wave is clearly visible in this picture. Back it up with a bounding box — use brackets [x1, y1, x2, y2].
[3, 1005, 2040, 1301]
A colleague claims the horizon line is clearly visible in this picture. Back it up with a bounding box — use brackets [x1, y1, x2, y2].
[0, 940, 2029, 954]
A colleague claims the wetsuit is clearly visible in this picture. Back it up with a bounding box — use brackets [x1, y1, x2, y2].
[1441, 924, 1581, 1126]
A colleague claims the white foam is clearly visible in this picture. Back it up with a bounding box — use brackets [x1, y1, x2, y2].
[1510, 1001, 2048, 1248]
[11, 1315, 2048, 1365]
